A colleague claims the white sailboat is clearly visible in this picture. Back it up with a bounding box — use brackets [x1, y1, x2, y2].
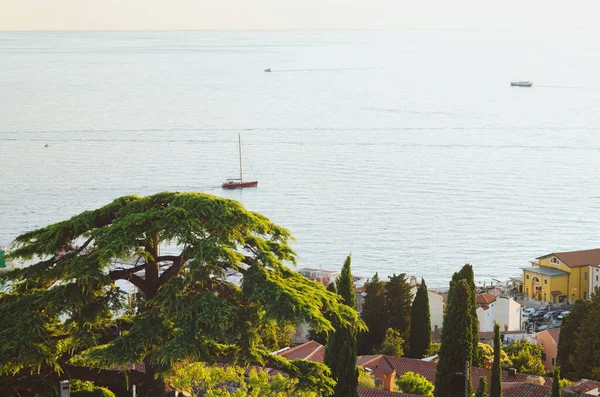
[221, 134, 258, 189]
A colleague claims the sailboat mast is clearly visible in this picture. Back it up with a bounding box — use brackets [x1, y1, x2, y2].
[238, 133, 243, 181]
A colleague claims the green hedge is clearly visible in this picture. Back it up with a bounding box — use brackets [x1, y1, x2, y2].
[70, 380, 116, 397]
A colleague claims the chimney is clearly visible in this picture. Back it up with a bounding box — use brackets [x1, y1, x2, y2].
[525, 375, 545, 386]
[508, 368, 517, 377]
[382, 370, 396, 391]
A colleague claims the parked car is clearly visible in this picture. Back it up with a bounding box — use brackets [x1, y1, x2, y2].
[531, 311, 547, 320]
[557, 311, 570, 320]
[538, 305, 549, 311]
[543, 311, 558, 321]
[523, 308, 536, 317]
[537, 324, 549, 331]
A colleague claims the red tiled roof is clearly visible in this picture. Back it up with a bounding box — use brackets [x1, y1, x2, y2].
[476, 292, 498, 306]
[479, 330, 527, 340]
[546, 328, 560, 344]
[503, 382, 551, 397]
[539, 249, 600, 268]
[276, 340, 324, 363]
[564, 379, 600, 395]
[358, 387, 422, 397]
[357, 355, 553, 389]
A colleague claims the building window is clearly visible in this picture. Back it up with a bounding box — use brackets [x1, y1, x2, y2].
[526, 274, 530, 280]
[544, 279, 548, 285]
[552, 357, 556, 366]
[596, 275, 599, 282]
[544, 293, 547, 302]
[584, 272, 588, 280]
[551, 257, 559, 264]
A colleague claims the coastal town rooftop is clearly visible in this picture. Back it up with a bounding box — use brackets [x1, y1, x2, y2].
[520, 266, 570, 277]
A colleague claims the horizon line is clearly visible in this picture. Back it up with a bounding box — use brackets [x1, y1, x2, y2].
[1, 26, 598, 33]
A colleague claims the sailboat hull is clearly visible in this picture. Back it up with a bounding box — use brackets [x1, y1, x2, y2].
[221, 180, 258, 189]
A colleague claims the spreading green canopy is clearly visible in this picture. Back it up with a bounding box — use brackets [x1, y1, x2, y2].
[0, 192, 359, 396]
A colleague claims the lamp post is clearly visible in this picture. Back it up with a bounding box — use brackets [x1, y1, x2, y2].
[59, 380, 70, 397]
[454, 360, 470, 397]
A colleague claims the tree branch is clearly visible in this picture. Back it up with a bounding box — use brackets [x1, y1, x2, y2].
[156, 255, 181, 263]
[109, 263, 147, 275]
[158, 255, 185, 285]
[109, 269, 151, 297]
[54, 237, 94, 263]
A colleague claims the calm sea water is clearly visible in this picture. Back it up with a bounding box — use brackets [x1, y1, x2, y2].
[2, 30, 600, 287]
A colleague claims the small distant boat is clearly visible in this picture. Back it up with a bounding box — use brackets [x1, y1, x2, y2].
[511, 81, 533, 87]
[264, 68, 271, 72]
[44, 144, 49, 147]
[222, 134, 258, 190]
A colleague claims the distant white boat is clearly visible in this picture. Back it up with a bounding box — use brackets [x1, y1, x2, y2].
[511, 81, 533, 87]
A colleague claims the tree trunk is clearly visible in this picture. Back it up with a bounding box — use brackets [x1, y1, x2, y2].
[144, 359, 177, 397]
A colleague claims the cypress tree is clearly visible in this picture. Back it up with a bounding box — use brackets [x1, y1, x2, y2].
[409, 278, 432, 358]
[550, 366, 562, 397]
[385, 273, 412, 343]
[325, 254, 358, 397]
[475, 376, 488, 397]
[573, 290, 600, 380]
[328, 282, 337, 294]
[490, 322, 503, 397]
[434, 279, 474, 397]
[557, 299, 590, 379]
[359, 273, 387, 354]
[452, 264, 479, 363]
[337, 257, 355, 308]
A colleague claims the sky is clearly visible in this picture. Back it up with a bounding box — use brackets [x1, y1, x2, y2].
[0, 0, 598, 31]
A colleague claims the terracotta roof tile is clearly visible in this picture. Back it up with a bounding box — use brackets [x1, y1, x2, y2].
[539, 248, 600, 268]
[358, 387, 422, 397]
[276, 340, 324, 363]
[479, 330, 527, 340]
[502, 382, 551, 397]
[357, 355, 553, 388]
[476, 292, 498, 306]
[546, 328, 560, 344]
[564, 379, 600, 395]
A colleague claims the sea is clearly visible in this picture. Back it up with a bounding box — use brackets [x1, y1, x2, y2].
[2, 30, 600, 288]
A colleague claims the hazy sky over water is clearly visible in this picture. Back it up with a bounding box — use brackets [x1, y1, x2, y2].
[1, 0, 598, 30]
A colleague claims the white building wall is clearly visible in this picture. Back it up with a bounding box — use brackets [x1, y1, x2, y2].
[477, 297, 522, 333]
[494, 296, 522, 331]
[590, 266, 600, 296]
[477, 305, 496, 332]
[428, 291, 445, 330]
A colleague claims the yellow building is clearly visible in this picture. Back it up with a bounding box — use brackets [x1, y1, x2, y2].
[522, 249, 600, 303]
